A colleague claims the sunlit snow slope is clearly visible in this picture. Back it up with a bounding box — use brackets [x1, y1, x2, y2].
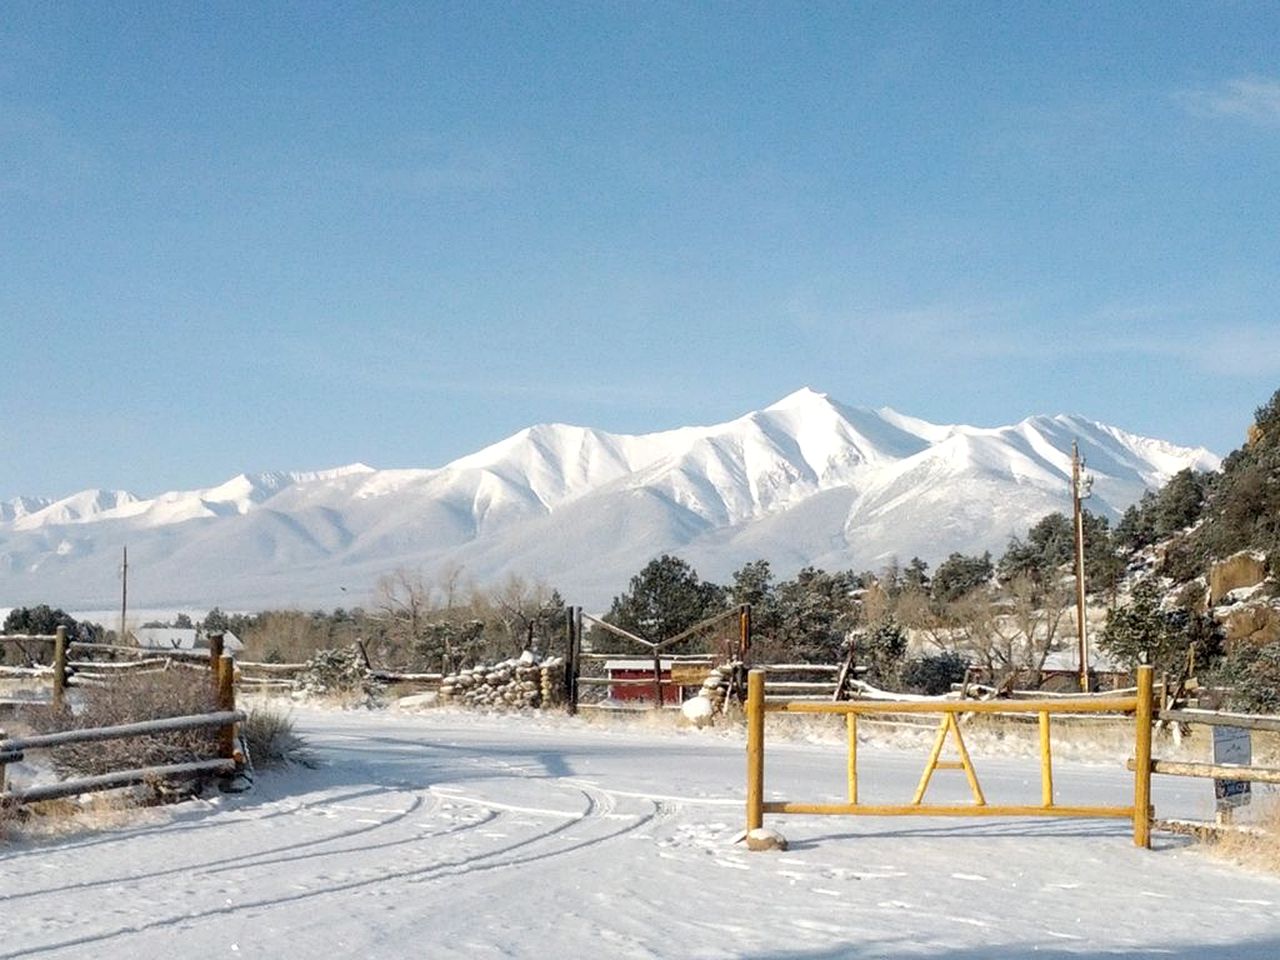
[0, 389, 1219, 610]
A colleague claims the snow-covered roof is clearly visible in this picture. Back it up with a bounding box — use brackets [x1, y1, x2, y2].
[133, 627, 243, 653]
[1040, 647, 1124, 672]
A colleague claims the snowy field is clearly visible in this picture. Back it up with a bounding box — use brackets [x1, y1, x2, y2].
[3, 707, 1280, 959]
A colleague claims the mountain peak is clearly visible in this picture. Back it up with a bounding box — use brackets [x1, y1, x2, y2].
[766, 386, 833, 410]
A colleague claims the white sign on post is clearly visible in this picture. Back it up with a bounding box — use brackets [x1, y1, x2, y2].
[1212, 726, 1252, 811]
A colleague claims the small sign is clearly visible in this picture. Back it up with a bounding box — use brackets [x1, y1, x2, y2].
[670, 664, 712, 685]
[1212, 726, 1252, 810]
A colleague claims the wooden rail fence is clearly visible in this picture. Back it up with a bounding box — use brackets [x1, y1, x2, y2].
[2, 629, 443, 701]
[0, 651, 244, 807]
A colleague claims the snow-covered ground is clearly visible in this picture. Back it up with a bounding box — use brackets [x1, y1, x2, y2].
[3, 707, 1279, 959]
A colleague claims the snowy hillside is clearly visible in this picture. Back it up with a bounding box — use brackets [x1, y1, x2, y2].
[0, 389, 1219, 611]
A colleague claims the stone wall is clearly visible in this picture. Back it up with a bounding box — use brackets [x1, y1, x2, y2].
[440, 653, 565, 709]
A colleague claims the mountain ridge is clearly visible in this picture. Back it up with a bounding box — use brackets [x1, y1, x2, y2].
[0, 389, 1220, 611]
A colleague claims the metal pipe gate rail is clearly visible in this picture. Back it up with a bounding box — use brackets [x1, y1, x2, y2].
[746, 664, 1156, 848]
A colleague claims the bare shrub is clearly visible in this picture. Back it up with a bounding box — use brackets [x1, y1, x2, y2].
[1209, 798, 1280, 875]
[31, 670, 221, 785]
[240, 705, 308, 767]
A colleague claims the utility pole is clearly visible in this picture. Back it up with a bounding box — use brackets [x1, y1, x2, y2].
[119, 545, 129, 645]
[1071, 442, 1091, 691]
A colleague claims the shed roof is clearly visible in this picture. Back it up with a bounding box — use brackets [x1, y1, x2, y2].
[133, 627, 243, 653]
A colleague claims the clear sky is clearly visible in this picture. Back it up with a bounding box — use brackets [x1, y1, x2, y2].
[3, 2, 1278, 500]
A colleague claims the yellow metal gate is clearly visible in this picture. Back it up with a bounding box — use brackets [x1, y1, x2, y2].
[745, 665, 1155, 847]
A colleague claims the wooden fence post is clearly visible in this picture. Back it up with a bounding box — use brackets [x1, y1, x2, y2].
[218, 653, 237, 763]
[739, 604, 751, 663]
[52, 625, 68, 713]
[208, 632, 224, 692]
[563, 607, 575, 710]
[652, 649, 664, 709]
[746, 669, 765, 831]
[1134, 664, 1154, 848]
[567, 608, 582, 716]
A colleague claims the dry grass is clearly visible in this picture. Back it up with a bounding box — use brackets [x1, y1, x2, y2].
[1, 782, 178, 843]
[1207, 797, 1280, 875]
[9, 792, 154, 840]
[240, 704, 309, 767]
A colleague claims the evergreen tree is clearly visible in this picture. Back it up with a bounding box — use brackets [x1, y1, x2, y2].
[901, 651, 968, 695]
[859, 616, 907, 686]
[202, 607, 231, 633]
[3, 605, 79, 636]
[1191, 387, 1280, 570]
[1000, 510, 1121, 597]
[1115, 494, 1158, 551]
[772, 567, 859, 662]
[1153, 469, 1208, 537]
[903, 557, 930, 593]
[931, 552, 993, 604]
[729, 559, 781, 636]
[605, 555, 727, 651]
[1098, 579, 1187, 674]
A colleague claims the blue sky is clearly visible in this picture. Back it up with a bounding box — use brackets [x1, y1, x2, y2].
[3, 2, 1278, 499]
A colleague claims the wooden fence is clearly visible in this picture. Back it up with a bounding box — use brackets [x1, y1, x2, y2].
[1, 630, 442, 701]
[1134, 707, 1280, 836]
[565, 605, 750, 714]
[0, 651, 244, 807]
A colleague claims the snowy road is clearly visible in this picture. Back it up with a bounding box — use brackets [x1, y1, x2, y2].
[3, 708, 1279, 959]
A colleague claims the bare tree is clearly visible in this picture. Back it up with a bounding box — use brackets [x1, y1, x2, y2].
[373, 568, 433, 668]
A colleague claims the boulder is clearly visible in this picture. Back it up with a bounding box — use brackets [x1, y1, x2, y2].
[1219, 601, 1280, 648]
[680, 695, 715, 728]
[1210, 552, 1269, 606]
[744, 827, 789, 852]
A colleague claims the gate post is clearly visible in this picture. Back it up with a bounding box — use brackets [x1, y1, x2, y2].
[746, 669, 765, 830]
[1133, 664, 1154, 848]
[567, 607, 582, 716]
[563, 607, 575, 709]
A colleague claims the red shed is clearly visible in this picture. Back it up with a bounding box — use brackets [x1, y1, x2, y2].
[605, 659, 689, 704]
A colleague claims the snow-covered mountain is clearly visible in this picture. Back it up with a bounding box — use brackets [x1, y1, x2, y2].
[0, 389, 1220, 612]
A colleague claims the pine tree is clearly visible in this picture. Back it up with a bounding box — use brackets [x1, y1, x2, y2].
[605, 555, 727, 651]
[1098, 579, 1186, 674]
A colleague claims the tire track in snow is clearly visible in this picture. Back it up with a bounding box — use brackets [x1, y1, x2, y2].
[3, 790, 436, 902]
[0, 780, 658, 959]
[0, 781, 418, 865]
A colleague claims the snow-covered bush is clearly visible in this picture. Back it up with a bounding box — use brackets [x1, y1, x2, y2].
[294, 646, 383, 705]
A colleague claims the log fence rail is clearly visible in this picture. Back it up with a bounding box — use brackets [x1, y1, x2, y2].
[0, 650, 244, 808]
